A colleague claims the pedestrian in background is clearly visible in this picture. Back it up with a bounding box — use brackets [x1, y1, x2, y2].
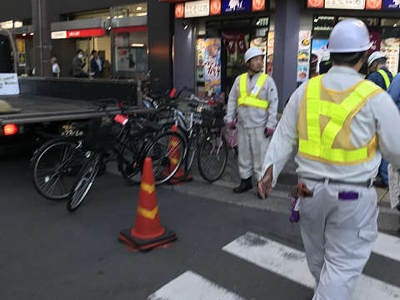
[258, 19, 400, 300]
[51, 56, 60, 78]
[224, 48, 278, 196]
[72, 49, 88, 78]
[90, 50, 103, 78]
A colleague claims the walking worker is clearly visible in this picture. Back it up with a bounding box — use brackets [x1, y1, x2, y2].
[258, 19, 400, 300]
[224, 48, 278, 195]
[367, 51, 394, 187]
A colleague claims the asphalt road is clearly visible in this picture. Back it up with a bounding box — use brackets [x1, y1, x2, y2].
[1, 154, 400, 300]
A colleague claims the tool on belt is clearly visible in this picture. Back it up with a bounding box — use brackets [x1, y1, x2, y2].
[288, 183, 313, 223]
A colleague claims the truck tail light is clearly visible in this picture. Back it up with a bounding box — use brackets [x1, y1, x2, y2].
[3, 124, 18, 136]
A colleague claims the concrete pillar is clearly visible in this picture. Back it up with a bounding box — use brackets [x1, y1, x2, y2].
[147, 0, 173, 93]
[32, 0, 52, 77]
[272, 0, 301, 107]
[173, 19, 195, 92]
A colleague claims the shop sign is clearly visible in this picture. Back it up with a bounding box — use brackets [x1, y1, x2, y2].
[0, 74, 19, 95]
[222, 0, 252, 13]
[325, 0, 366, 9]
[307, 0, 324, 8]
[210, 0, 222, 15]
[366, 0, 383, 9]
[252, 0, 266, 11]
[383, 0, 400, 9]
[67, 28, 105, 38]
[185, 0, 210, 18]
[175, 3, 184, 18]
[51, 31, 67, 39]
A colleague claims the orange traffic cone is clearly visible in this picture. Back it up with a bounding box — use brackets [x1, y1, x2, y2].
[118, 157, 177, 250]
[165, 125, 193, 185]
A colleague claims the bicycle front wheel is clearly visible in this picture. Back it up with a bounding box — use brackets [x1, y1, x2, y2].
[32, 137, 84, 200]
[145, 131, 186, 185]
[67, 152, 101, 212]
[198, 132, 228, 183]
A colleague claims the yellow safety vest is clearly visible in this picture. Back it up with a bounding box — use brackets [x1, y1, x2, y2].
[238, 73, 269, 110]
[298, 75, 383, 165]
[377, 69, 393, 90]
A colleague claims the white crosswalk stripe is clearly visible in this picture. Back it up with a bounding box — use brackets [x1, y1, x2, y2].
[148, 270, 247, 300]
[222, 232, 400, 300]
[374, 232, 400, 262]
[148, 231, 400, 300]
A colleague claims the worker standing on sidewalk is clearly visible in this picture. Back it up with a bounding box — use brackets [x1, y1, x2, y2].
[224, 48, 278, 195]
[258, 19, 400, 300]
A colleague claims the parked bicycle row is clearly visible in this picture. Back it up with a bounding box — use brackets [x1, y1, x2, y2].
[31, 91, 237, 212]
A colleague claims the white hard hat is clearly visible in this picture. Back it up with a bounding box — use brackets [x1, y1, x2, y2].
[328, 18, 372, 53]
[244, 48, 263, 63]
[367, 51, 386, 67]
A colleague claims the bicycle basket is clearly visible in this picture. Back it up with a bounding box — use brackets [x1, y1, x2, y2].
[201, 107, 225, 128]
[83, 117, 120, 152]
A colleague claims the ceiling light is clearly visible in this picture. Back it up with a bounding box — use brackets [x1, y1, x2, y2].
[22, 33, 27, 36]
[137, 6, 142, 11]
[131, 43, 144, 47]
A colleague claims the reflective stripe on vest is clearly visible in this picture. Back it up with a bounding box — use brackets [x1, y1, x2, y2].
[378, 69, 392, 90]
[238, 73, 269, 110]
[298, 75, 382, 165]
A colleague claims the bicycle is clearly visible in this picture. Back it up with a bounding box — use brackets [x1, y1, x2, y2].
[67, 108, 186, 211]
[144, 89, 229, 183]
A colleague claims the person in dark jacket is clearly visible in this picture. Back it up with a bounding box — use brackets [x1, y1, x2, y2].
[90, 50, 103, 78]
[72, 49, 88, 78]
[367, 51, 393, 90]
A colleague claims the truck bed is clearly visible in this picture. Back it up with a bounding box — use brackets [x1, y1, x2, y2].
[0, 95, 148, 125]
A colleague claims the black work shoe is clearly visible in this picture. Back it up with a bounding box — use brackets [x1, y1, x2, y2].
[233, 177, 252, 193]
[373, 175, 388, 188]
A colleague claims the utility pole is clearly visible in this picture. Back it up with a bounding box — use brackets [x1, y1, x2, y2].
[32, 0, 52, 77]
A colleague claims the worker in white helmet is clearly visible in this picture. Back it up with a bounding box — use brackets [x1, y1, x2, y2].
[258, 19, 400, 300]
[367, 51, 395, 187]
[367, 51, 394, 91]
[224, 48, 278, 195]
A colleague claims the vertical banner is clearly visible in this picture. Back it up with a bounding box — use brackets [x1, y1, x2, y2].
[310, 39, 329, 78]
[17, 39, 26, 67]
[297, 30, 311, 82]
[266, 31, 274, 75]
[204, 38, 221, 94]
[196, 39, 205, 82]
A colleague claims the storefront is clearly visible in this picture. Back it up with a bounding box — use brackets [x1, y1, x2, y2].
[174, 0, 271, 100]
[50, 3, 148, 78]
[300, 0, 400, 83]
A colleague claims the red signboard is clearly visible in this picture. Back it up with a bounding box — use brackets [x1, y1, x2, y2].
[252, 0, 266, 11]
[366, 0, 382, 9]
[66, 28, 105, 38]
[175, 3, 185, 18]
[307, 0, 324, 8]
[210, 0, 222, 15]
[113, 26, 147, 33]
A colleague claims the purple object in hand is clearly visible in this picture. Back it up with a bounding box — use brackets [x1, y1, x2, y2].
[289, 197, 300, 223]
